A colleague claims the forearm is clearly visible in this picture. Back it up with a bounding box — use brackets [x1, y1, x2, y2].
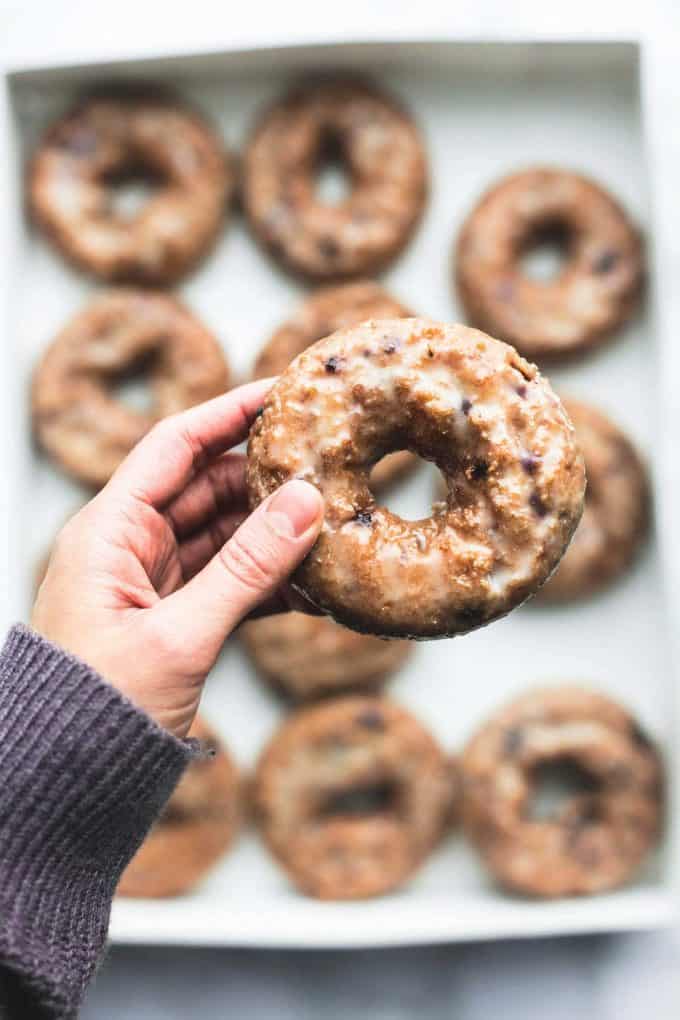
[0, 625, 196, 1019]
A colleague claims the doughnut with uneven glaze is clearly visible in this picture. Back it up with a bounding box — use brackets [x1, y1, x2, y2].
[247, 318, 586, 638]
[243, 80, 427, 280]
[460, 687, 663, 898]
[537, 398, 649, 602]
[29, 96, 231, 284]
[253, 697, 450, 899]
[33, 290, 230, 488]
[240, 611, 411, 701]
[117, 717, 241, 898]
[456, 167, 643, 359]
[255, 281, 417, 489]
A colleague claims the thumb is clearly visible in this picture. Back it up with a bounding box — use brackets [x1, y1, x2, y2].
[158, 479, 324, 650]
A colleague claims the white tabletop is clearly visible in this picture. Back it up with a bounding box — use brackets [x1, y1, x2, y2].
[2, 1, 679, 1016]
[80, 931, 678, 1019]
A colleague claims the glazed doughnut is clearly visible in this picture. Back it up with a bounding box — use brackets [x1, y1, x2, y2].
[243, 80, 427, 280]
[456, 167, 643, 359]
[253, 697, 450, 899]
[117, 717, 241, 898]
[29, 96, 231, 284]
[240, 611, 411, 701]
[33, 290, 230, 488]
[460, 687, 663, 898]
[255, 281, 418, 489]
[247, 318, 586, 638]
[538, 399, 649, 602]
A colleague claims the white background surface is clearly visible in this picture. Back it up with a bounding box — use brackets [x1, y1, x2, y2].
[2, 0, 679, 1016]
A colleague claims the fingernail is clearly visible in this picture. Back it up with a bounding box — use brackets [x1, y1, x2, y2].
[266, 480, 323, 538]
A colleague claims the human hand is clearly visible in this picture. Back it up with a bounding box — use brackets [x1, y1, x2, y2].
[32, 380, 324, 738]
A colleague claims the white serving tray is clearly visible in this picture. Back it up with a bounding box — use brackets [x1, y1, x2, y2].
[1, 36, 679, 947]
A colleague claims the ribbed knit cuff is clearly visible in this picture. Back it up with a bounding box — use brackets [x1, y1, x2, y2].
[0, 624, 197, 1018]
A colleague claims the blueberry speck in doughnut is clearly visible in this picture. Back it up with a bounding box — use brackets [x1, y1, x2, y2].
[254, 406, 264, 418]
[383, 338, 400, 354]
[354, 510, 373, 526]
[325, 356, 341, 373]
[458, 606, 482, 624]
[496, 279, 515, 302]
[575, 801, 602, 826]
[461, 398, 472, 415]
[61, 126, 98, 157]
[355, 708, 386, 731]
[516, 384, 528, 399]
[471, 460, 489, 481]
[521, 454, 539, 475]
[318, 236, 340, 260]
[606, 764, 635, 790]
[503, 727, 524, 756]
[566, 802, 602, 842]
[592, 250, 620, 274]
[630, 721, 654, 750]
[529, 491, 548, 517]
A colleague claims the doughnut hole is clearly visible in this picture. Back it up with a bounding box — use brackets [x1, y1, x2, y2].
[528, 756, 601, 822]
[314, 130, 352, 206]
[318, 780, 399, 819]
[366, 451, 435, 522]
[519, 219, 572, 283]
[105, 164, 165, 221]
[108, 349, 159, 415]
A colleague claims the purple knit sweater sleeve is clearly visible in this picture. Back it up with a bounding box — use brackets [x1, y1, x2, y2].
[0, 625, 197, 1019]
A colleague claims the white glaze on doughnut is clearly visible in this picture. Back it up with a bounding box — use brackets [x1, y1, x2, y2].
[247, 318, 585, 638]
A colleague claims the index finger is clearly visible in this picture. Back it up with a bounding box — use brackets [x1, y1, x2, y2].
[107, 377, 274, 508]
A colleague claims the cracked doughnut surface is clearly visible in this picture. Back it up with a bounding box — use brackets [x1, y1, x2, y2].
[240, 611, 411, 701]
[255, 280, 417, 488]
[33, 290, 230, 488]
[243, 80, 427, 280]
[247, 318, 586, 638]
[29, 96, 231, 284]
[117, 717, 241, 898]
[537, 398, 649, 602]
[460, 687, 663, 898]
[456, 167, 643, 359]
[253, 697, 450, 899]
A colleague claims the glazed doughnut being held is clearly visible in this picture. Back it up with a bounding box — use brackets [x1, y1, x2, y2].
[240, 611, 411, 701]
[118, 717, 241, 898]
[460, 687, 663, 897]
[255, 281, 417, 489]
[33, 290, 230, 488]
[243, 80, 427, 280]
[456, 167, 643, 359]
[537, 398, 649, 602]
[247, 318, 586, 639]
[29, 95, 232, 284]
[253, 697, 450, 899]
